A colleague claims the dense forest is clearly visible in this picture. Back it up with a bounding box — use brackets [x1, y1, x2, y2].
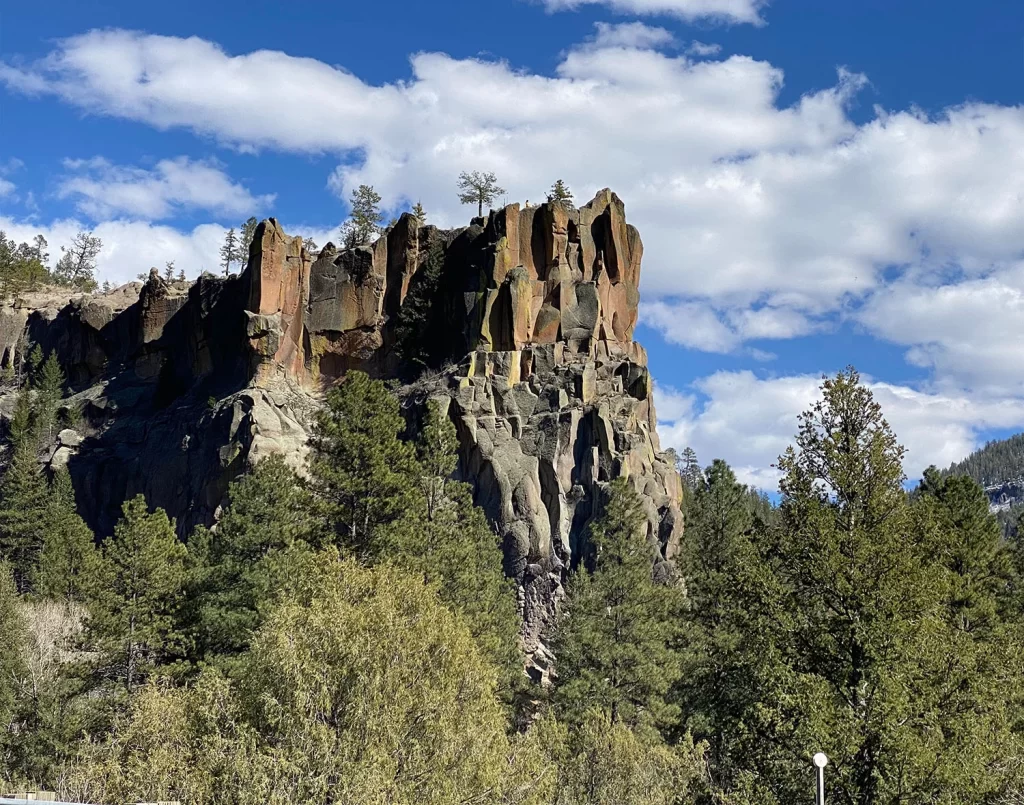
[2, 359, 1024, 804]
[944, 432, 1024, 488]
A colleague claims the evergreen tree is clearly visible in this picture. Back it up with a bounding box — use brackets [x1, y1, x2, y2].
[163, 261, 175, 282]
[340, 184, 384, 247]
[176, 268, 186, 282]
[35, 471, 100, 604]
[547, 179, 573, 206]
[457, 170, 506, 217]
[188, 455, 322, 668]
[32, 352, 64, 445]
[412, 200, 426, 225]
[381, 402, 521, 685]
[240, 216, 259, 259]
[302, 236, 318, 257]
[392, 237, 446, 371]
[308, 371, 419, 556]
[220, 228, 238, 276]
[87, 496, 187, 695]
[54, 232, 101, 292]
[0, 437, 49, 592]
[700, 368, 1024, 803]
[552, 477, 686, 733]
[0, 561, 27, 739]
[0, 232, 52, 298]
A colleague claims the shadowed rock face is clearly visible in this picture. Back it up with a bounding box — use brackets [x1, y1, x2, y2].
[0, 190, 681, 667]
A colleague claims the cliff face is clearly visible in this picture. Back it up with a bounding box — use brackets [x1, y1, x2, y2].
[0, 189, 682, 664]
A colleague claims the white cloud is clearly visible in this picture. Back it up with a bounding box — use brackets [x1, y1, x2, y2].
[655, 371, 1024, 490]
[0, 179, 14, 197]
[686, 40, 722, 57]
[590, 21, 675, 49]
[0, 215, 226, 283]
[858, 266, 1024, 396]
[57, 156, 275, 220]
[6, 29, 1024, 393]
[541, 0, 767, 25]
[642, 299, 819, 352]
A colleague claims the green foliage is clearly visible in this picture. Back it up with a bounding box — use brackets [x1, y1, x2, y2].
[188, 455, 323, 669]
[309, 371, 419, 555]
[392, 237, 446, 371]
[0, 562, 27, 740]
[543, 709, 705, 805]
[0, 439, 49, 592]
[381, 402, 521, 688]
[547, 179, 574, 206]
[239, 216, 258, 263]
[457, 170, 506, 217]
[0, 232, 51, 298]
[412, 200, 426, 225]
[32, 352, 64, 445]
[340, 184, 384, 247]
[553, 477, 686, 733]
[944, 430, 1024, 487]
[63, 555, 552, 805]
[219, 227, 238, 276]
[690, 368, 1024, 803]
[34, 471, 100, 604]
[53, 231, 100, 292]
[87, 496, 187, 695]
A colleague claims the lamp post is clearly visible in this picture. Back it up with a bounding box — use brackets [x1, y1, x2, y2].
[813, 752, 828, 805]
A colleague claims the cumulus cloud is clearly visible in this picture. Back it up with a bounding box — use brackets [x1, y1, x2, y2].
[0, 179, 14, 197]
[655, 371, 1024, 490]
[540, 0, 767, 25]
[5, 28, 1024, 392]
[686, 41, 722, 57]
[589, 21, 676, 49]
[57, 156, 275, 220]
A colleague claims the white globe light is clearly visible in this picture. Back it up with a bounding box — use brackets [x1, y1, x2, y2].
[813, 752, 829, 769]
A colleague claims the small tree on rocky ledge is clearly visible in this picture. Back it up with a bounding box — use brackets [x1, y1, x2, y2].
[54, 231, 101, 292]
[457, 171, 505, 217]
[548, 179, 574, 207]
[220, 228, 238, 276]
[340, 185, 384, 248]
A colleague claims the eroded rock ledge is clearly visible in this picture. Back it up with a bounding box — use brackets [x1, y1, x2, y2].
[0, 190, 682, 665]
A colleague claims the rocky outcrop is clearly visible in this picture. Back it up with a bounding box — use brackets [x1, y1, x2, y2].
[0, 190, 682, 665]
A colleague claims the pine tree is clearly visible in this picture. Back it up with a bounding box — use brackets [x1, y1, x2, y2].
[340, 185, 384, 247]
[381, 402, 521, 685]
[412, 201, 426, 225]
[54, 231, 101, 292]
[219, 228, 238, 276]
[457, 170, 506, 217]
[188, 455, 322, 668]
[0, 561, 27, 737]
[0, 426, 49, 591]
[392, 237, 446, 371]
[87, 495, 187, 694]
[163, 261, 175, 282]
[32, 352, 64, 446]
[547, 179, 573, 206]
[35, 470, 100, 604]
[239, 216, 259, 260]
[553, 478, 686, 733]
[700, 369, 1024, 803]
[308, 371, 419, 556]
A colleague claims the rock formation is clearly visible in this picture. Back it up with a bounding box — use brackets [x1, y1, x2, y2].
[0, 190, 682, 666]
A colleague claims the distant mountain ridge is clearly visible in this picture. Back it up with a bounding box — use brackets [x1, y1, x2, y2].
[943, 433, 1024, 520]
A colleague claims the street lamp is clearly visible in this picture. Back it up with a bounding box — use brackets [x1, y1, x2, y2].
[813, 752, 828, 805]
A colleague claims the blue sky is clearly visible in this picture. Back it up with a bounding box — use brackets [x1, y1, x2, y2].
[2, 0, 1024, 489]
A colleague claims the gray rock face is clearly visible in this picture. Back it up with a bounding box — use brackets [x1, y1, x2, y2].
[0, 191, 682, 668]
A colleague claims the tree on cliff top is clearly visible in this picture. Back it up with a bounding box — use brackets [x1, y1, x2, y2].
[340, 185, 384, 248]
[457, 170, 506, 217]
[240, 216, 259, 258]
[54, 231, 100, 292]
[220, 228, 239, 276]
[548, 179, 573, 206]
